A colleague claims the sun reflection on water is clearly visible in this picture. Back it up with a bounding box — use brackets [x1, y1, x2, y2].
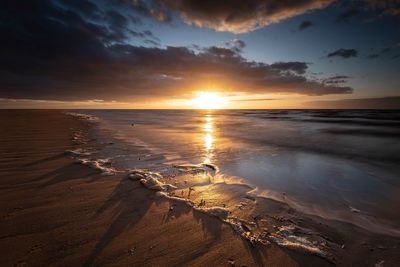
[203, 114, 214, 164]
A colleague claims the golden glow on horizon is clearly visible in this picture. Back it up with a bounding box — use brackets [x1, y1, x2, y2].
[191, 92, 227, 109]
[2, 93, 340, 109]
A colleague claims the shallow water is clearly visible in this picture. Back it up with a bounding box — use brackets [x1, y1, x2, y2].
[73, 109, 400, 233]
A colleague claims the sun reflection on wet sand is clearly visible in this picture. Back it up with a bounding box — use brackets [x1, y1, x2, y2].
[203, 114, 214, 164]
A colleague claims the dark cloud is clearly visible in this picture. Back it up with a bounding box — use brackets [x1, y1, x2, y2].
[144, 39, 161, 46]
[57, 0, 101, 18]
[335, 8, 360, 23]
[154, 0, 333, 33]
[106, 9, 130, 40]
[322, 75, 351, 84]
[298, 20, 315, 31]
[366, 0, 400, 16]
[129, 15, 142, 25]
[115, 0, 398, 32]
[270, 62, 309, 75]
[381, 47, 392, 53]
[0, 0, 352, 101]
[107, 9, 129, 29]
[224, 39, 246, 53]
[205, 46, 238, 58]
[114, 0, 172, 23]
[129, 29, 159, 44]
[367, 53, 380, 59]
[327, 48, 358, 59]
[366, 44, 399, 59]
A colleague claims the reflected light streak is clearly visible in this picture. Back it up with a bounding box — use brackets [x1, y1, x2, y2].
[203, 114, 214, 164]
[205, 133, 213, 151]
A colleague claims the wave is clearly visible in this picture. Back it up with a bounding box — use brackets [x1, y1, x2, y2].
[299, 118, 400, 127]
[173, 163, 218, 174]
[125, 167, 333, 259]
[66, 109, 400, 264]
[128, 169, 177, 191]
[321, 128, 400, 138]
[77, 158, 117, 176]
[66, 148, 93, 157]
[65, 112, 99, 122]
[67, 148, 117, 176]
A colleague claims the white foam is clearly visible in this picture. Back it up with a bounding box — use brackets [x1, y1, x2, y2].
[224, 217, 268, 246]
[153, 187, 264, 246]
[65, 112, 99, 122]
[267, 225, 326, 256]
[174, 163, 218, 174]
[78, 158, 116, 176]
[128, 170, 148, 180]
[349, 206, 361, 213]
[71, 131, 91, 144]
[67, 146, 117, 176]
[72, 132, 82, 141]
[66, 148, 92, 156]
[132, 172, 329, 257]
[127, 166, 332, 258]
[128, 169, 177, 191]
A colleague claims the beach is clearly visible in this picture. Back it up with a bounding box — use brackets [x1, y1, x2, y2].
[0, 110, 399, 267]
[3, 0, 400, 265]
[0, 110, 332, 267]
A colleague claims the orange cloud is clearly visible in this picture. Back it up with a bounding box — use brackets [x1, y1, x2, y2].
[158, 0, 333, 33]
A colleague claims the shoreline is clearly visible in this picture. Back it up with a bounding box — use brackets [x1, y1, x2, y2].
[0, 110, 398, 266]
[0, 110, 331, 267]
[66, 110, 400, 266]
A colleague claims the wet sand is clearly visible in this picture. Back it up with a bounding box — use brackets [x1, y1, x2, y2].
[0, 110, 398, 267]
[0, 110, 334, 267]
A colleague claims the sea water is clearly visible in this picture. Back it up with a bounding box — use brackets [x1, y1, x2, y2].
[70, 109, 400, 234]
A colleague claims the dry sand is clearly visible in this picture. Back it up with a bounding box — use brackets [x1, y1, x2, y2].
[0, 110, 398, 267]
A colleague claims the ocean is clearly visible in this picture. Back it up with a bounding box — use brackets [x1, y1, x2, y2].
[69, 109, 400, 237]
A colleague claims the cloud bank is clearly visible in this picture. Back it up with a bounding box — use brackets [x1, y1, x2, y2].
[155, 0, 333, 33]
[367, 0, 400, 16]
[0, 0, 353, 102]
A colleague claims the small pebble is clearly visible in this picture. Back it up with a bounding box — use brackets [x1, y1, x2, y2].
[128, 246, 136, 255]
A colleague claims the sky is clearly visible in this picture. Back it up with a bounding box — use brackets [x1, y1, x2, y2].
[0, 0, 399, 109]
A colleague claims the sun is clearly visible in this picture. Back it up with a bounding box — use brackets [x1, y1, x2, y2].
[192, 92, 227, 109]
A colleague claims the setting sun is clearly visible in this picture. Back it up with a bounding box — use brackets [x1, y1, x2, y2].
[191, 92, 227, 109]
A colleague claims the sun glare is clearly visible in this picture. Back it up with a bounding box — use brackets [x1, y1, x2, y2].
[192, 92, 227, 109]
